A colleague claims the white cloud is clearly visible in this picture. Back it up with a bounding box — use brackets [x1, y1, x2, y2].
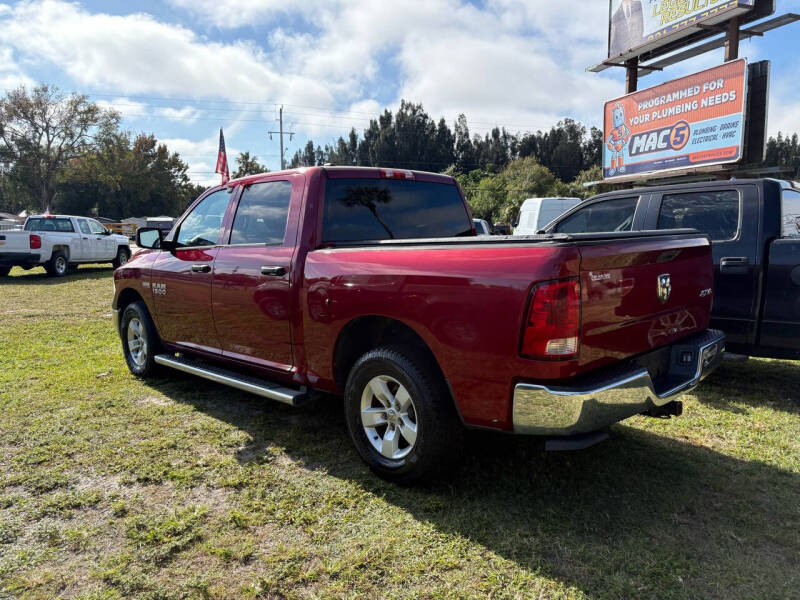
[95, 97, 148, 118]
[9, 0, 797, 178]
[156, 105, 202, 122]
[167, 0, 331, 29]
[0, 0, 335, 107]
[0, 46, 35, 92]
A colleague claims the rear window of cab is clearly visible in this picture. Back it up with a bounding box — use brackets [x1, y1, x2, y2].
[322, 179, 473, 242]
[24, 218, 75, 232]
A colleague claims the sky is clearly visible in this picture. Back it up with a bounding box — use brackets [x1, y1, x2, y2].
[1, 0, 800, 186]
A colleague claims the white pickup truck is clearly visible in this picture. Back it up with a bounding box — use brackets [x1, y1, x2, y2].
[0, 215, 131, 277]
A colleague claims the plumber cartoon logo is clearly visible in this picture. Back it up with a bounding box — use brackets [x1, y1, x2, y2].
[606, 103, 630, 176]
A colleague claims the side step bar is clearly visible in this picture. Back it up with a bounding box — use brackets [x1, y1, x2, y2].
[154, 354, 307, 406]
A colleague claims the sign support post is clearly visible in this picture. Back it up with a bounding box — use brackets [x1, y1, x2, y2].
[625, 57, 638, 94]
[725, 17, 741, 60]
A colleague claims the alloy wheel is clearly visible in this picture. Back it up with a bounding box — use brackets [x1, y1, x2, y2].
[360, 375, 418, 460]
[126, 317, 147, 367]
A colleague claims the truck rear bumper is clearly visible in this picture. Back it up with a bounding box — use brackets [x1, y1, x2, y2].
[512, 329, 725, 435]
[0, 253, 40, 267]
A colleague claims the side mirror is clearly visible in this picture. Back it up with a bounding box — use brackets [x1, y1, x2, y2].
[103, 229, 111, 235]
[136, 227, 163, 249]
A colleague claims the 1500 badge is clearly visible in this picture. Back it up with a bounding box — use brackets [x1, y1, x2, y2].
[152, 282, 167, 296]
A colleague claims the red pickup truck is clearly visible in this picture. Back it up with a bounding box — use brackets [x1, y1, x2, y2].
[113, 167, 724, 482]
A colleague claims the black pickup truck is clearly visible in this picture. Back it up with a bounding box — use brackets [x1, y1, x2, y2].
[543, 178, 800, 360]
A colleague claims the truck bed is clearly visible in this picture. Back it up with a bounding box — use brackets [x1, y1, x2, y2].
[302, 229, 713, 429]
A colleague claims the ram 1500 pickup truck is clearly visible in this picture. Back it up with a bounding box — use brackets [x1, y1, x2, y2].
[113, 167, 724, 482]
[0, 215, 131, 277]
[543, 178, 800, 360]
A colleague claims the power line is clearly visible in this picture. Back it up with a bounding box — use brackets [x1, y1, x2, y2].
[80, 91, 570, 132]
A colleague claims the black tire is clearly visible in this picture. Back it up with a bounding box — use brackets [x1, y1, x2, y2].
[112, 246, 131, 269]
[0, 266, 10, 277]
[120, 301, 161, 377]
[45, 251, 69, 277]
[344, 345, 463, 484]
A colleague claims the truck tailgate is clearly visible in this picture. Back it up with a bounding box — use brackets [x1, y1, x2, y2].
[0, 231, 34, 254]
[576, 231, 714, 368]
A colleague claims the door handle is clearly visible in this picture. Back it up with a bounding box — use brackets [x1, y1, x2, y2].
[720, 256, 749, 274]
[261, 265, 287, 276]
[191, 264, 211, 273]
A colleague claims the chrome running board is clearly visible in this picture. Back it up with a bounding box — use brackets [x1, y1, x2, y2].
[154, 354, 307, 406]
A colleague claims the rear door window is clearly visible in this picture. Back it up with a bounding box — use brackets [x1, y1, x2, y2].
[230, 181, 292, 245]
[656, 190, 740, 241]
[322, 179, 472, 242]
[782, 189, 800, 238]
[554, 197, 638, 233]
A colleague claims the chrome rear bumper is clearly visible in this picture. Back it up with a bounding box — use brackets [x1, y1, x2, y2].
[512, 329, 725, 435]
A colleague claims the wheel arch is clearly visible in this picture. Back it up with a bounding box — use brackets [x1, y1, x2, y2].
[332, 315, 463, 422]
[115, 287, 145, 312]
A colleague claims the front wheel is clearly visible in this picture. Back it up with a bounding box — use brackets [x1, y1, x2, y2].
[344, 345, 463, 484]
[112, 247, 131, 269]
[120, 301, 161, 377]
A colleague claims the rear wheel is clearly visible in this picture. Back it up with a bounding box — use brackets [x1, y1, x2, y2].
[120, 301, 161, 377]
[112, 247, 131, 269]
[0, 266, 10, 277]
[344, 345, 463, 484]
[45, 251, 68, 277]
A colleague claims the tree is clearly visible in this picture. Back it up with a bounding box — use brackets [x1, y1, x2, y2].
[58, 132, 195, 219]
[568, 165, 603, 199]
[0, 84, 119, 211]
[453, 114, 476, 172]
[497, 156, 558, 223]
[764, 132, 800, 178]
[471, 174, 506, 223]
[290, 101, 604, 182]
[232, 151, 267, 178]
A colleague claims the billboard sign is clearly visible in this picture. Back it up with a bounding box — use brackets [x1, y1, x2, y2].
[603, 59, 747, 179]
[608, 0, 755, 60]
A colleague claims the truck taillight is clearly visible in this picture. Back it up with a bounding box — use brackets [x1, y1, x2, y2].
[380, 169, 414, 180]
[29, 234, 41, 250]
[520, 279, 580, 359]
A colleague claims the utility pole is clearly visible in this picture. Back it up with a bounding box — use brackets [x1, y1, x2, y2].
[268, 106, 295, 170]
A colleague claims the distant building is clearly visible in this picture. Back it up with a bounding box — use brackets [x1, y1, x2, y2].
[0, 212, 24, 231]
[121, 216, 176, 232]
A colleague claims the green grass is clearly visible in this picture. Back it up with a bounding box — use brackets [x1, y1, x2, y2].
[1, 264, 799, 599]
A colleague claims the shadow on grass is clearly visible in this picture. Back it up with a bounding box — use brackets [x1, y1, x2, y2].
[0, 265, 114, 285]
[694, 358, 800, 415]
[146, 371, 800, 599]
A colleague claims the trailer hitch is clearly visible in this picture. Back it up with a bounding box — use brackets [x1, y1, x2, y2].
[643, 400, 683, 419]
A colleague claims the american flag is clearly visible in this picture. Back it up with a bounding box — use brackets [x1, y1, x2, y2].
[215, 128, 229, 185]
